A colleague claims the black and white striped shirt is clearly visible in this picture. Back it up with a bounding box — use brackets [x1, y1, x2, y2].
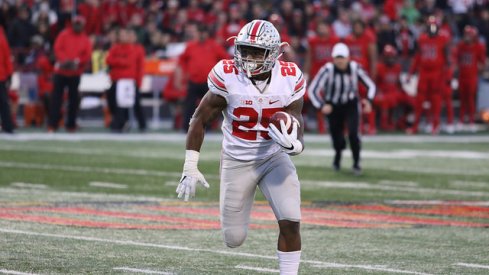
[308, 61, 376, 108]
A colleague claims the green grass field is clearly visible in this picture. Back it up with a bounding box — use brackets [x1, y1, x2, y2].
[1, 132, 488, 274]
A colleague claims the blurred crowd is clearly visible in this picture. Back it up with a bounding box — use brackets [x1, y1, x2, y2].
[1, 0, 489, 134]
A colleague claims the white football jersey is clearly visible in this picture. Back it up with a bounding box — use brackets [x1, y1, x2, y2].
[208, 59, 306, 161]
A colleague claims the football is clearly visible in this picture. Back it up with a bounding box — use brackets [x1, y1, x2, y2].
[269, 111, 295, 134]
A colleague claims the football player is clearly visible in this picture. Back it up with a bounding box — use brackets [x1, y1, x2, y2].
[407, 16, 450, 135]
[375, 45, 414, 130]
[176, 20, 305, 275]
[455, 25, 486, 132]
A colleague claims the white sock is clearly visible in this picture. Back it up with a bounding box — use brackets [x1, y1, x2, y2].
[277, 250, 301, 275]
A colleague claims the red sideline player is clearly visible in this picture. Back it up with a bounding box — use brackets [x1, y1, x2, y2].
[375, 45, 414, 130]
[455, 25, 486, 131]
[407, 16, 449, 135]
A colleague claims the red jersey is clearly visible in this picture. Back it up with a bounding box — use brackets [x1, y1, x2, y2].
[455, 41, 486, 78]
[36, 53, 54, 95]
[410, 34, 449, 73]
[54, 28, 92, 76]
[307, 35, 340, 78]
[178, 39, 229, 83]
[216, 20, 246, 45]
[106, 43, 140, 82]
[77, 2, 103, 34]
[376, 62, 401, 93]
[344, 30, 376, 71]
[0, 27, 13, 81]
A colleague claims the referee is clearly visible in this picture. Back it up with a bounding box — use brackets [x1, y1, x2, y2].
[308, 43, 376, 175]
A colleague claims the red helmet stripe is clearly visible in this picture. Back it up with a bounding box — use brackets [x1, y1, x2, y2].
[249, 20, 263, 42]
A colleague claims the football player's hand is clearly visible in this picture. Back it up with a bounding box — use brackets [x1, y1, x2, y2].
[321, 104, 333, 115]
[176, 150, 209, 201]
[268, 120, 303, 156]
[361, 99, 372, 114]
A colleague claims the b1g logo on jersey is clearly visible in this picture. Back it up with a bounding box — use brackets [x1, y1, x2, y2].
[241, 99, 253, 105]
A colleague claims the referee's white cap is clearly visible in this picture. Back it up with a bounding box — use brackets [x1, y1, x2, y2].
[332, 43, 350, 58]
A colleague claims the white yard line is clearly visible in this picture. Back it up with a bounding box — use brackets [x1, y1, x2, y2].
[0, 228, 433, 275]
[385, 200, 489, 206]
[89, 182, 128, 189]
[450, 181, 488, 189]
[378, 180, 419, 187]
[10, 182, 48, 189]
[0, 270, 38, 275]
[113, 267, 175, 274]
[302, 180, 489, 197]
[385, 166, 489, 176]
[164, 181, 179, 186]
[0, 161, 219, 180]
[235, 265, 279, 273]
[310, 262, 433, 275]
[303, 149, 489, 160]
[0, 187, 170, 203]
[454, 263, 489, 269]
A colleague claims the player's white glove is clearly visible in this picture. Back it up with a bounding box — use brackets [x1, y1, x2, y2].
[176, 150, 209, 201]
[268, 120, 303, 156]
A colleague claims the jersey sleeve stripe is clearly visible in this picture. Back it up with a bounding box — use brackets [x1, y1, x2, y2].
[209, 71, 226, 90]
[208, 77, 228, 93]
[294, 77, 305, 92]
[212, 68, 225, 82]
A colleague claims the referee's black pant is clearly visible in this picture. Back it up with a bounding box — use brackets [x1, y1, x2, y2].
[327, 99, 361, 168]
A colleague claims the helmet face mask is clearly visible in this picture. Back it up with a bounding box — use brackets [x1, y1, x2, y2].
[236, 45, 270, 75]
[231, 20, 283, 77]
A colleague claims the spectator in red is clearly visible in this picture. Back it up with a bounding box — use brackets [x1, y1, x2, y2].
[105, 28, 146, 132]
[394, 16, 416, 70]
[304, 21, 339, 133]
[268, 13, 296, 63]
[344, 19, 378, 134]
[455, 25, 486, 131]
[407, 16, 450, 135]
[26, 35, 53, 120]
[216, 4, 246, 46]
[186, 0, 206, 23]
[375, 45, 413, 131]
[174, 23, 229, 132]
[48, 16, 92, 132]
[77, 0, 103, 35]
[384, 0, 404, 21]
[0, 26, 14, 133]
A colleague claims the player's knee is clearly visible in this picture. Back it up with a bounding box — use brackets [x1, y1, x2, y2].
[278, 220, 300, 237]
[222, 226, 247, 248]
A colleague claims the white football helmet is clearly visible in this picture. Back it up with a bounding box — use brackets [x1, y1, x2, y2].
[229, 20, 285, 77]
